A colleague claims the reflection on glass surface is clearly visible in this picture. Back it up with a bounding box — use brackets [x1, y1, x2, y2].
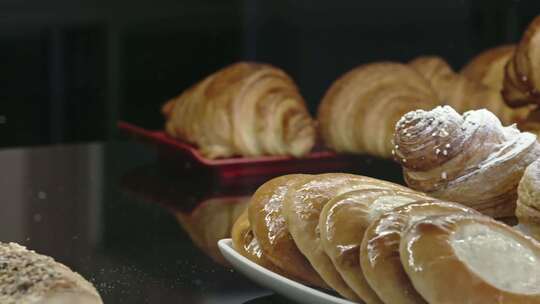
[0, 143, 270, 303]
[174, 196, 249, 266]
[120, 163, 257, 266]
[0, 144, 103, 263]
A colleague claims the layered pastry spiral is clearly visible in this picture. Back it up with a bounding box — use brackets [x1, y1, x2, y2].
[318, 62, 439, 158]
[393, 106, 540, 218]
[162, 62, 316, 159]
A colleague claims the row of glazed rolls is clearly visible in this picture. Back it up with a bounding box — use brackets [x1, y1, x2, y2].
[163, 15, 540, 159]
[231, 172, 540, 303]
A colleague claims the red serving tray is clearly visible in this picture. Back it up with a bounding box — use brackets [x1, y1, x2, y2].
[118, 121, 402, 185]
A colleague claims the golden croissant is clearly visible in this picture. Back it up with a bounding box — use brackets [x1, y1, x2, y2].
[162, 62, 316, 159]
[317, 62, 440, 158]
[461, 44, 516, 91]
[503, 16, 540, 107]
[393, 105, 540, 218]
[409, 56, 529, 125]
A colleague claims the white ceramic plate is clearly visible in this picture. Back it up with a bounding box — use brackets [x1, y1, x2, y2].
[218, 238, 358, 304]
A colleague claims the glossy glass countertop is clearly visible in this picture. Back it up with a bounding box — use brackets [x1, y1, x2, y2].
[0, 141, 402, 303]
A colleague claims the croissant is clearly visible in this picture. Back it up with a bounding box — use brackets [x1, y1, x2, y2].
[503, 16, 540, 107]
[409, 56, 529, 125]
[0, 242, 103, 304]
[393, 106, 540, 218]
[517, 159, 540, 241]
[162, 62, 316, 158]
[461, 44, 516, 90]
[318, 62, 440, 158]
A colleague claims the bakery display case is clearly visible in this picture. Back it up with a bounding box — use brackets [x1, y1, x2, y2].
[3, 1, 540, 303]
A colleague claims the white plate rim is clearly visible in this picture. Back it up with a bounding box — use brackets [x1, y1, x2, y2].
[217, 238, 357, 304]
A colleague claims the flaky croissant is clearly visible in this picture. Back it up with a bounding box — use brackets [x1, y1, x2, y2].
[393, 106, 540, 218]
[517, 158, 540, 241]
[318, 62, 440, 158]
[503, 16, 540, 107]
[461, 44, 516, 90]
[409, 56, 529, 125]
[162, 62, 316, 159]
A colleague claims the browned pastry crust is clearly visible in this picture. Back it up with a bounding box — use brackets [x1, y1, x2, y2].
[461, 44, 516, 90]
[282, 173, 418, 301]
[410, 55, 529, 125]
[317, 62, 440, 158]
[503, 16, 540, 107]
[163, 62, 316, 158]
[393, 106, 540, 218]
[319, 188, 427, 303]
[231, 209, 294, 278]
[247, 174, 328, 288]
[360, 200, 478, 304]
[401, 213, 540, 303]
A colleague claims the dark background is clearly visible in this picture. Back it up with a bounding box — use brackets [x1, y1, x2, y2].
[2, 0, 540, 148]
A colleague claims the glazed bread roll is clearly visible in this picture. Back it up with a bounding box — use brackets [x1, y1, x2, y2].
[360, 201, 478, 304]
[503, 16, 540, 107]
[517, 158, 540, 241]
[282, 173, 415, 301]
[319, 188, 426, 303]
[318, 62, 440, 158]
[401, 213, 540, 303]
[410, 56, 529, 125]
[0, 242, 102, 304]
[163, 62, 316, 159]
[231, 209, 293, 278]
[393, 105, 540, 217]
[461, 44, 516, 90]
[247, 174, 328, 288]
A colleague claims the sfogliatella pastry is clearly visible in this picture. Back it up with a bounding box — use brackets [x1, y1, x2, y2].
[282, 173, 417, 301]
[401, 213, 540, 303]
[360, 201, 478, 304]
[410, 56, 529, 125]
[517, 158, 540, 241]
[319, 189, 427, 303]
[503, 16, 540, 107]
[247, 174, 328, 288]
[162, 62, 316, 159]
[393, 106, 540, 218]
[0, 242, 103, 304]
[317, 62, 440, 158]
